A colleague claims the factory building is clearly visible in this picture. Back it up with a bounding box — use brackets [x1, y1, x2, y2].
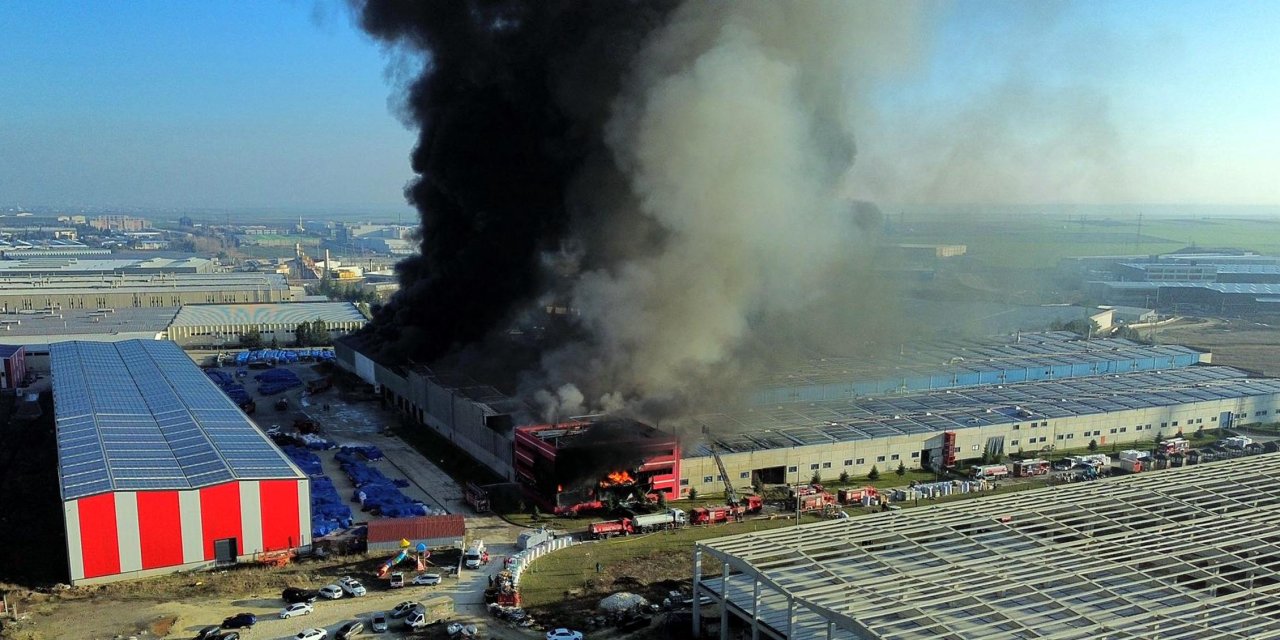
[514, 421, 681, 513]
[336, 335, 527, 480]
[338, 331, 1280, 501]
[0, 272, 296, 313]
[0, 256, 215, 276]
[51, 340, 310, 585]
[679, 365, 1280, 497]
[165, 302, 368, 348]
[693, 453, 1280, 639]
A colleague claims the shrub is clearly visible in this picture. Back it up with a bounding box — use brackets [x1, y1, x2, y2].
[867, 466, 880, 481]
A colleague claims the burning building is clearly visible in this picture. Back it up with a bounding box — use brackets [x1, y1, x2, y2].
[513, 420, 679, 515]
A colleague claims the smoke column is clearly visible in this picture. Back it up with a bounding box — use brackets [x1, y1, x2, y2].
[355, 1, 924, 419]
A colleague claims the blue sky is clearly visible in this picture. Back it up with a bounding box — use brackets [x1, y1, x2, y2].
[1, 1, 1277, 212]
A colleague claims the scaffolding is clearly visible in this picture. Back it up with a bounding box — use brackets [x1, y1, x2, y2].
[694, 453, 1280, 639]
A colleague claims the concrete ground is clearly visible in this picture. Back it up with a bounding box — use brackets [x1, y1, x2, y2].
[229, 360, 533, 635]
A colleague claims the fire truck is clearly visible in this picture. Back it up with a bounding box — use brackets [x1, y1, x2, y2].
[690, 495, 764, 525]
[1011, 459, 1050, 477]
[837, 486, 879, 505]
[970, 464, 1010, 480]
[587, 508, 689, 539]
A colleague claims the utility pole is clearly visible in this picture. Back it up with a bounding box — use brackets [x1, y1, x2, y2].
[1135, 212, 1143, 252]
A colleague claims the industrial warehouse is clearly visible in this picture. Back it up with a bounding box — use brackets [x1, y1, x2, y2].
[692, 453, 1280, 640]
[0, 271, 296, 313]
[336, 330, 1280, 503]
[164, 301, 368, 347]
[51, 339, 311, 585]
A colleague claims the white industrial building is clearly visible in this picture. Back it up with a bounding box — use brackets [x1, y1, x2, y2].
[166, 302, 368, 348]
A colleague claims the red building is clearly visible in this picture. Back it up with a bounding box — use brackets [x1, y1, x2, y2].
[52, 340, 310, 585]
[514, 420, 680, 514]
[0, 344, 25, 389]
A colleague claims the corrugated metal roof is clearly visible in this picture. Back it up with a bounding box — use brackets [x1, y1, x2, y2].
[169, 302, 367, 328]
[366, 514, 466, 544]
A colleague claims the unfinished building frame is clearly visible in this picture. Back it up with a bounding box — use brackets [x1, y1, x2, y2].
[694, 453, 1280, 639]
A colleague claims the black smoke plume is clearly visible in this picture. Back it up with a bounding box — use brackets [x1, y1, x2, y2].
[355, 0, 676, 363]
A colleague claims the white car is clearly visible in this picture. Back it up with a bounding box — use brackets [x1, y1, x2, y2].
[279, 602, 313, 619]
[546, 629, 584, 640]
[411, 573, 441, 586]
[339, 577, 367, 597]
[318, 584, 344, 599]
[295, 629, 327, 640]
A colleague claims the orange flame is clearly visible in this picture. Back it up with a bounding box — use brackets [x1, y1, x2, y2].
[599, 470, 635, 487]
[557, 484, 563, 493]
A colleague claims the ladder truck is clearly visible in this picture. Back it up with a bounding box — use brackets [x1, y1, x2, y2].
[709, 442, 745, 522]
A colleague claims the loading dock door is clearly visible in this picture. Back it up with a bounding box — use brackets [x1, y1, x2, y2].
[752, 467, 785, 485]
[1220, 412, 1233, 428]
[214, 538, 238, 565]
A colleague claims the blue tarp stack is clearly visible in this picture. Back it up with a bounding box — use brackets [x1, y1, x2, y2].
[337, 447, 429, 518]
[205, 369, 253, 406]
[280, 445, 353, 537]
[254, 368, 303, 395]
[231, 348, 336, 366]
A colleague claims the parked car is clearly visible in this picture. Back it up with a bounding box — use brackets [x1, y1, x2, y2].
[221, 613, 257, 629]
[193, 626, 221, 640]
[370, 612, 389, 633]
[338, 577, 367, 597]
[295, 629, 327, 640]
[280, 602, 314, 619]
[319, 584, 344, 599]
[390, 601, 421, 618]
[282, 587, 319, 604]
[411, 573, 442, 586]
[335, 620, 364, 640]
[546, 629, 585, 640]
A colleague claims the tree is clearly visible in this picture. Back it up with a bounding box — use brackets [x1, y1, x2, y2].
[295, 320, 312, 347]
[896, 461, 906, 476]
[270, 335, 279, 349]
[1088, 439, 1098, 452]
[1194, 425, 1205, 440]
[838, 470, 850, 484]
[310, 319, 329, 345]
[1154, 431, 1165, 445]
[530, 505, 541, 521]
[656, 492, 667, 509]
[688, 487, 699, 501]
[810, 470, 822, 485]
[867, 466, 880, 481]
[240, 326, 262, 349]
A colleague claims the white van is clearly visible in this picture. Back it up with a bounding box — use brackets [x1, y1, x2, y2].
[463, 540, 486, 570]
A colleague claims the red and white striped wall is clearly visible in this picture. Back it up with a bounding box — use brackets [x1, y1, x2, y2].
[62, 479, 311, 584]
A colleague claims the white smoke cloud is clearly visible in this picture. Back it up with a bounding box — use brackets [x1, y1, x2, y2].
[529, 3, 927, 417]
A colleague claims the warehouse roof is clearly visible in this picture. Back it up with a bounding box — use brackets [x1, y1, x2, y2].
[169, 302, 367, 328]
[51, 340, 303, 500]
[0, 307, 176, 340]
[1094, 281, 1280, 294]
[751, 332, 1203, 400]
[692, 365, 1280, 454]
[0, 272, 290, 296]
[697, 453, 1280, 640]
[0, 256, 213, 274]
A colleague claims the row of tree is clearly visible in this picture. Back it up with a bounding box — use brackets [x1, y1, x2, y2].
[238, 320, 331, 349]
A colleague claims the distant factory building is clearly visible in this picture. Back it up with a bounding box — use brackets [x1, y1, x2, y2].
[166, 302, 368, 348]
[0, 272, 296, 313]
[0, 256, 215, 276]
[1098, 305, 1156, 324]
[51, 340, 310, 585]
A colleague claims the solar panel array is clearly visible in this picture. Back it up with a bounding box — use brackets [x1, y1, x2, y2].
[694, 365, 1280, 454]
[752, 331, 1202, 391]
[51, 340, 302, 500]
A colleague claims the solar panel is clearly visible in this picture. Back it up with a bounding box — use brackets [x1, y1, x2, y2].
[50, 340, 302, 500]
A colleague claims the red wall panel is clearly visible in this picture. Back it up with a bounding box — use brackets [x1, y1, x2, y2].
[199, 482, 242, 561]
[77, 493, 120, 578]
[258, 480, 300, 551]
[136, 491, 183, 569]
